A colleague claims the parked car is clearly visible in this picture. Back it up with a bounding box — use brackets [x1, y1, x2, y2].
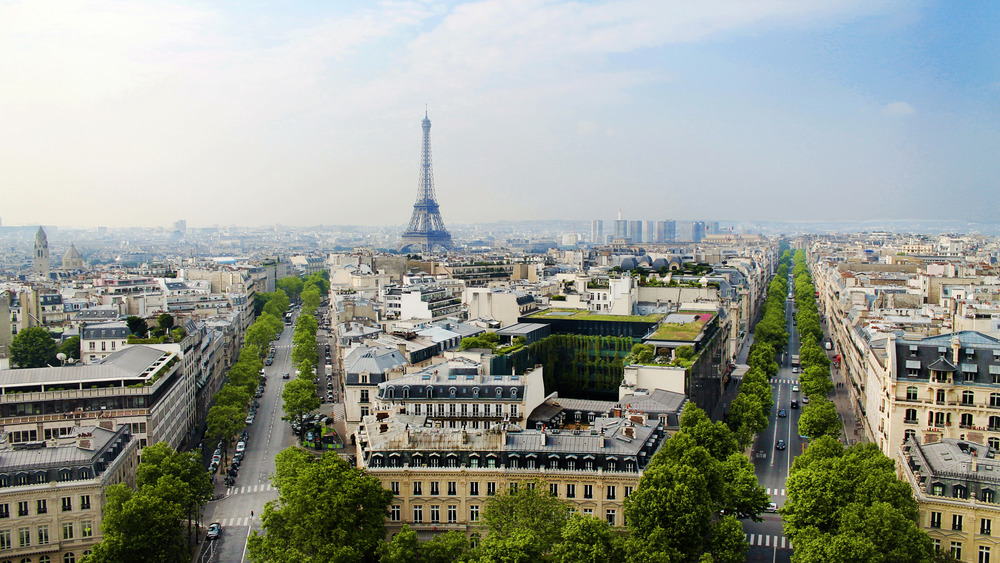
[245, 414, 255, 424]
[776, 440, 786, 450]
[236, 441, 246, 453]
[802, 396, 810, 404]
[207, 522, 222, 540]
[282, 373, 290, 379]
[766, 502, 778, 513]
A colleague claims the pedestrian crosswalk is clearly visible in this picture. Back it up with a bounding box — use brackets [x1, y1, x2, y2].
[217, 516, 252, 527]
[746, 534, 791, 549]
[227, 484, 275, 496]
[766, 488, 786, 497]
[771, 379, 800, 385]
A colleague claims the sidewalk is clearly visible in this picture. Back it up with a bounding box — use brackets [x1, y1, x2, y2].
[829, 363, 865, 446]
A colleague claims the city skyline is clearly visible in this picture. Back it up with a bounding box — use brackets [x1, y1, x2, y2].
[2, 1, 997, 228]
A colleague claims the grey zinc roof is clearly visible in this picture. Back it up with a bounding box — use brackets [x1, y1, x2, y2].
[343, 346, 408, 375]
[620, 388, 687, 415]
[81, 321, 129, 339]
[0, 346, 170, 387]
[0, 426, 122, 473]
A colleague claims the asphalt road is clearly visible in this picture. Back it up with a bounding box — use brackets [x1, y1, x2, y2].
[742, 286, 803, 562]
[196, 313, 301, 563]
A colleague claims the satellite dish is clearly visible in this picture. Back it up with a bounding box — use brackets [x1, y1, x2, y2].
[56, 353, 67, 361]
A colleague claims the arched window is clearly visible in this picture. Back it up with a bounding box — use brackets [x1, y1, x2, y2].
[449, 387, 457, 399]
[63, 554, 76, 563]
[511, 388, 518, 399]
[386, 386, 395, 400]
[904, 409, 917, 423]
[495, 388, 502, 399]
[904, 429, 916, 442]
[426, 386, 433, 399]
[906, 386, 918, 401]
[403, 386, 410, 399]
[472, 387, 480, 398]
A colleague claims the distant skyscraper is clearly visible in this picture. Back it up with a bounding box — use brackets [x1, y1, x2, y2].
[613, 219, 628, 240]
[173, 219, 187, 234]
[644, 221, 656, 244]
[400, 111, 453, 252]
[33, 227, 49, 276]
[706, 221, 720, 236]
[591, 220, 603, 244]
[628, 220, 643, 243]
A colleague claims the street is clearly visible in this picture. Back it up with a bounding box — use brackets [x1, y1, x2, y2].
[196, 314, 300, 563]
[742, 285, 803, 562]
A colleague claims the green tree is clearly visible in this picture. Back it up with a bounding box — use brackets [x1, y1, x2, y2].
[552, 514, 623, 563]
[709, 515, 749, 563]
[277, 276, 305, 302]
[726, 393, 766, 448]
[302, 286, 322, 310]
[282, 378, 320, 427]
[422, 531, 471, 563]
[380, 525, 420, 563]
[125, 315, 149, 336]
[58, 336, 81, 360]
[478, 482, 570, 560]
[782, 437, 932, 562]
[10, 326, 58, 368]
[135, 441, 213, 547]
[798, 398, 842, 439]
[81, 484, 187, 563]
[157, 313, 174, 331]
[248, 448, 393, 563]
[206, 404, 244, 449]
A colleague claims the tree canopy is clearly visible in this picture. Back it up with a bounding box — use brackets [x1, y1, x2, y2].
[248, 448, 393, 563]
[10, 326, 58, 368]
[781, 436, 933, 562]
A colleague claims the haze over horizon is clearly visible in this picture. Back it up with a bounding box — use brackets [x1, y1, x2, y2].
[2, 1, 997, 229]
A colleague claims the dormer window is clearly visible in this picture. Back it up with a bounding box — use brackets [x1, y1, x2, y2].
[386, 386, 395, 400]
[449, 387, 457, 399]
[511, 389, 518, 399]
[426, 386, 433, 398]
[402, 386, 409, 399]
[473, 387, 480, 398]
[496, 388, 502, 399]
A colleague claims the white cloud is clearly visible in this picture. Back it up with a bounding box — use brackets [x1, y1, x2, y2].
[883, 101, 915, 116]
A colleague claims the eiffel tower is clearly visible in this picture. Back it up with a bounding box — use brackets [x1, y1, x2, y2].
[400, 111, 453, 252]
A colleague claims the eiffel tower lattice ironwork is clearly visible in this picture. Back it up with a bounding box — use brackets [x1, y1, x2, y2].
[400, 111, 453, 251]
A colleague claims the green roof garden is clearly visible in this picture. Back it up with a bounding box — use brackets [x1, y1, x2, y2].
[524, 308, 664, 323]
[646, 311, 716, 342]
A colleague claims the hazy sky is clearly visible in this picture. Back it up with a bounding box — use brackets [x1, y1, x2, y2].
[2, 1, 997, 229]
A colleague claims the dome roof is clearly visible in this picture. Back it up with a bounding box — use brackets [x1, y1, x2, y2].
[651, 258, 669, 270]
[64, 244, 82, 260]
[620, 257, 638, 271]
